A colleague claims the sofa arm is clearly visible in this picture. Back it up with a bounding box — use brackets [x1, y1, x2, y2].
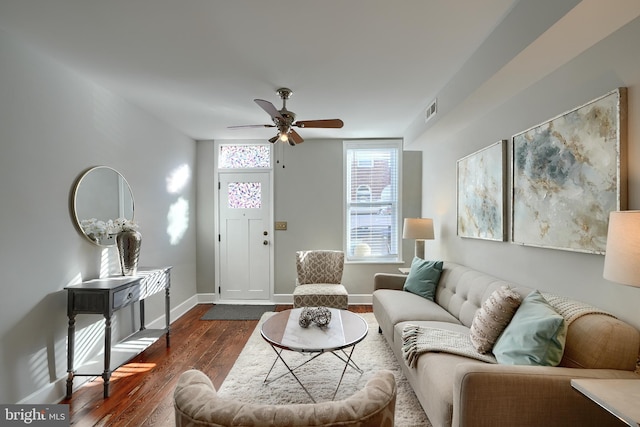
[453, 363, 638, 427]
[373, 273, 407, 291]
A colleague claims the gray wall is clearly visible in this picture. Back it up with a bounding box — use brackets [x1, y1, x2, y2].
[196, 139, 422, 297]
[0, 30, 197, 404]
[272, 140, 423, 295]
[410, 16, 640, 331]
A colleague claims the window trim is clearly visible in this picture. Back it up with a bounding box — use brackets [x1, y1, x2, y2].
[343, 139, 403, 264]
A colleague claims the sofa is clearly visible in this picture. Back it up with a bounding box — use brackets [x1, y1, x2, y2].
[174, 369, 397, 427]
[373, 261, 640, 427]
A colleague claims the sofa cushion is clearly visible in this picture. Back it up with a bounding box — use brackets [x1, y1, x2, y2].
[373, 289, 461, 340]
[469, 286, 522, 353]
[493, 291, 567, 366]
[403, 258, 443, 301]
[412, 350, 487, 427]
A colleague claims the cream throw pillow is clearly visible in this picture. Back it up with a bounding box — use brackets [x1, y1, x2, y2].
[470, 286, 522, 353]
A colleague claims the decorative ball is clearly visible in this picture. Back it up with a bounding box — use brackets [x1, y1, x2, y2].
[298, 307, 314, 328]
[298, 307, 333, 328]
[312, 306, 332, 328]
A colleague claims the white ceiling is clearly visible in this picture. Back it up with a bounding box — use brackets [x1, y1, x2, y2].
[1, 1, 638, 145]
[0, 0, 519, 141]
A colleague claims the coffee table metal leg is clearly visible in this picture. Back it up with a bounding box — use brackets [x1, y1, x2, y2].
[264, 347, 282, 381]
[330, 348, 363, 374]
[331, 345, 358, 401]
[264, 344, 363, 403]
[264, 344, 318, 403]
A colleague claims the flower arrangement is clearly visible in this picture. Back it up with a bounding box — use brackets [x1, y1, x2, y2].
[80, 217, 139, 242]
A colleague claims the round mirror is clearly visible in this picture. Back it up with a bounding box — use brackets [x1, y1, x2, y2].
[72, 166, 135, 246]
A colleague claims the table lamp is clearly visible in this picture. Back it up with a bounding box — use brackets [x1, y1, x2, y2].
[603, 210, 640, 288]
[403, 218, 434, 259]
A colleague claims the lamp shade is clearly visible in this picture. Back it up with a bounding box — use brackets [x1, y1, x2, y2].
[603, 210, 640, 288]
[403, 218, 434, 240]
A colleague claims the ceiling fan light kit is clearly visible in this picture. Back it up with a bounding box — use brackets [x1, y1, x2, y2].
[229, 87, 344, 145]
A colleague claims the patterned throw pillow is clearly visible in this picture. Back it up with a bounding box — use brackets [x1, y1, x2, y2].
[470, 285, 522, 354]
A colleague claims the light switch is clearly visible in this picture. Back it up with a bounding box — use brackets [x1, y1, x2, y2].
[275, 221, 287, 230]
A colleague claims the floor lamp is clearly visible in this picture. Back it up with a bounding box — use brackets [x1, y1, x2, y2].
[603, 211, 640, 289]
[403, 218, 434, 259]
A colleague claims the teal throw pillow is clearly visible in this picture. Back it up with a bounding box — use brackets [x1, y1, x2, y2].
[493, 290, 567, 366]
[403, 258, 443, 301]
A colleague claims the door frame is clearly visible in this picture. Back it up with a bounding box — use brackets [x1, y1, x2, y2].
[213, 142, 275, 303]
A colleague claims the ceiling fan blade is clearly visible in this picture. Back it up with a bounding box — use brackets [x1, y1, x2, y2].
[268, 135, 279, 143]
[293, 119, 344, 129]
[228, 124, 275, 129]
[255, 99, 283, 120]
[289, 129, 304, 145]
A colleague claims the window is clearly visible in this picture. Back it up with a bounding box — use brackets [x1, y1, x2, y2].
[218, 144, 271, 169]
[344, 140, 402, 262]
[227, 182, 262, 209]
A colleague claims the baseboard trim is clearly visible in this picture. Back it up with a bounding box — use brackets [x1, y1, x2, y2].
[197, 293, 216, 304]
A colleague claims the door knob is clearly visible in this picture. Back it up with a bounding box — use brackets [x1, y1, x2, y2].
[263, 240, 269, 245]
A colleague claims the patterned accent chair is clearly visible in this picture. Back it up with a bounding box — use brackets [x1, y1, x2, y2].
[293, 250, 349, 309]
[174, 369, 397, 427]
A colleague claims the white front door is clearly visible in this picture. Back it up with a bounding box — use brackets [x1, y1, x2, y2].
[218, 172, 271, 300]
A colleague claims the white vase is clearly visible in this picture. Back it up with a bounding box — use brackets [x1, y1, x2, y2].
[116, 230, 142, 276]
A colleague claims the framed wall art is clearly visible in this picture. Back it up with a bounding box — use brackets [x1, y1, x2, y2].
[457, 140, 506, 241]
[511, 87, 627, 254]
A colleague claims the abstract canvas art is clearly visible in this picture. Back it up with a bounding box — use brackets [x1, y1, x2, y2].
[457, 140, 506, 241]
[512, 88, 627, 254]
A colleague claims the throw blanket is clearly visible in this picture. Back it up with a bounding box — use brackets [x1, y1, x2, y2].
[402, 326, 497, 368]
[401, 294, 616, 368]
[541, 292, 616, 325]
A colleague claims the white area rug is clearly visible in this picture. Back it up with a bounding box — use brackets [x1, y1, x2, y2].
[218, 312, 431, 427]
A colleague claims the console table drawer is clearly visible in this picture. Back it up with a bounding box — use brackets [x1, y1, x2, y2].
[70, 291, 108, 313]
[113, 284, 141, 310]
[141, 269, 169, 298]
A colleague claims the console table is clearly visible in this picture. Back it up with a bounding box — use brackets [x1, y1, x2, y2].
[65, 266, 171, 398]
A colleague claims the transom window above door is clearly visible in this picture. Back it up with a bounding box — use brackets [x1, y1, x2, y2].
[218, 144, 271, 169]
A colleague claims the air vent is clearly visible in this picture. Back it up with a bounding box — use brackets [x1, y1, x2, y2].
[425, 99, 437, 123]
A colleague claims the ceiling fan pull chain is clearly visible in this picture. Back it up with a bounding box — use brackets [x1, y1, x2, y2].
[281, 142, 286, 168]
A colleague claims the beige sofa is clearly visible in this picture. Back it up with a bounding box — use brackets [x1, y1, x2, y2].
[373, 262, 640, 427]
[174, 369, 397, 427]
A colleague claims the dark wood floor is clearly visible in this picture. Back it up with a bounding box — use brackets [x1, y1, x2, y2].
[61, 304, 373, 426]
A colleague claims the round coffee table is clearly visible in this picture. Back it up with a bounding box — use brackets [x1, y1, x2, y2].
[260, 308, 368, 402]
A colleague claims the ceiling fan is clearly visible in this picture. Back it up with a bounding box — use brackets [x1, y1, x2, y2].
[229, 88, 344, 146]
